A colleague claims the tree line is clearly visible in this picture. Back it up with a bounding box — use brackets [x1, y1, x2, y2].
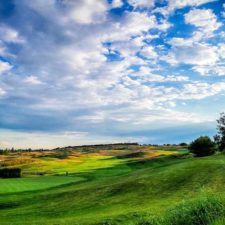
[189, 113, 225, 157]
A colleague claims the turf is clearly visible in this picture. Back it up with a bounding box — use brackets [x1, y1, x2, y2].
[0, 176, 85, 194]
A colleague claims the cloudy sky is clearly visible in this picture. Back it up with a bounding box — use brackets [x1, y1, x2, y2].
[0, 0, 225, 148]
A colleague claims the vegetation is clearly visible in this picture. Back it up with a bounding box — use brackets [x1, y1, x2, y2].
[1, 143, 225, 225]
[189, 136, 215, 157]
[0, 176, 85, 194]
[0, 168, 21, 178]
[215, 112, 225, 151]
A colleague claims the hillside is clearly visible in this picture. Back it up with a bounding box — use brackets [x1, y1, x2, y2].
[1, 146, 225, 224]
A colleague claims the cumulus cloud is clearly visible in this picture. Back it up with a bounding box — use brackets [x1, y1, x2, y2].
[127, 66, 189, 82]
[156, 0, 218, 15]
[168, 0, 218, 10]
[111, 0, 123, 8]
[139, 46, 158, 59]
[193, 63, 225, 76]
[0, 61, 12, 75]
[128, 0, 155, 8]
[165, 8, 224, 76]
[61, 0, 109, 24]
[165, 43, 219, 66]
[185, 9, 222, 36]
[104, 11, 169, 42]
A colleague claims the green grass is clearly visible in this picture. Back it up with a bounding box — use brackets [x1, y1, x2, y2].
[0, 176, 85, 194]
[1, 149, 225, 225]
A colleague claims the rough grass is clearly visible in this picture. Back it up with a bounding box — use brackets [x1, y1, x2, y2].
[164, 195, 225, 225]
[135, 196, 225, 225]
[211, 218, 225, 225]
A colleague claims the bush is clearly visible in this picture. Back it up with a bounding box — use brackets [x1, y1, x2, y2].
[189, 136, 215, 157]
[0, 168, 21, 178]
[179, 142, 188, 146]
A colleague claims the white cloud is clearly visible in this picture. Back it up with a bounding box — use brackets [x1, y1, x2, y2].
[111, 0, 123, 8]
[24, 76, 43, 85]
[0, 61, 12, 75]
[0, 87, 6, 96]
[104, 12, 167, 42]
[139, 46, 158, 59]
[169, 0, 217, 10]
[193, 65, 225, 76]
[167, 35, 225, 75]
[185, 9, 222, 36]
[128, 0, 155, 8]
[165, 43, 219, 66]
[63, 0, 108, 24]
[128, 66, 189, 82]
[156, 0, 218, 15]
[0, 24, 24, 43]
[218, 44, 225, 59]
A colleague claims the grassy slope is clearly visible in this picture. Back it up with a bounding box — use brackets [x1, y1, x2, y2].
[1, 151, 225, 224]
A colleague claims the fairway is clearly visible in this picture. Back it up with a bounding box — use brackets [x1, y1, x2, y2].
[0, 176, 85, 194]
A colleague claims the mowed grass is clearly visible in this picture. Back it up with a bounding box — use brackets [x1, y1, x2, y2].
[2, 147, 225, 224]
[0, 176, 85, 194]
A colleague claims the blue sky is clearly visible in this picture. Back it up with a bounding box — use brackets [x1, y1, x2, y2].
[0, 0, 225, 148]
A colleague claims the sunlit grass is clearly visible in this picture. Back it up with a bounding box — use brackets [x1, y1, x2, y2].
[0, 176, 85, 194]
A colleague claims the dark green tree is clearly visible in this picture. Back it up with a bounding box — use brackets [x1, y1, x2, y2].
[189, 136, 215, 157]
[216, 112, 225, 151]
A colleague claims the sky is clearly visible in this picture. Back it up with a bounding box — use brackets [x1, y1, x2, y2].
[0, 0, 225, 149]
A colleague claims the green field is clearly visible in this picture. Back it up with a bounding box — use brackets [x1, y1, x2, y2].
[1, 146, 225, 224]
[0, 176, 85, 194]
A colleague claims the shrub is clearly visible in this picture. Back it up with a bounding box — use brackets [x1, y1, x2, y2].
[179, 142, 188, 146]
[0, 168, 21, 178]
[189, 136, 215, 157]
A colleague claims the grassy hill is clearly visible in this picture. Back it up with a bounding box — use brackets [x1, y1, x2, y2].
[1, 145, 225, 224]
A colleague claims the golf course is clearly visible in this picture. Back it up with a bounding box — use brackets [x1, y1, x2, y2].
[1, 144, 225, 225]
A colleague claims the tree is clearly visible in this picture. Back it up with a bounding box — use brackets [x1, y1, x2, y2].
[216, 113, 225, 151]
[179, 142, 188, 146]
[189, 136, 215, 157]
